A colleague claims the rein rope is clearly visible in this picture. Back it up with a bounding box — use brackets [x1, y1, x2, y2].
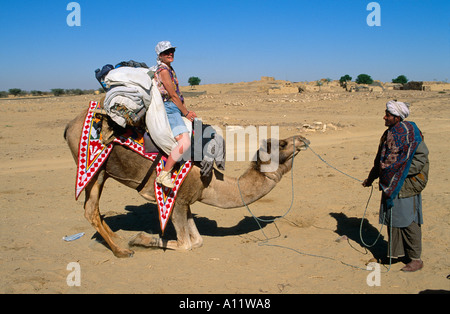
[237, 138, 393, 272]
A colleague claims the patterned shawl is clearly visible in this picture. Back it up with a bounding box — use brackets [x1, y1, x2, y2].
[379, 121, 422, 208]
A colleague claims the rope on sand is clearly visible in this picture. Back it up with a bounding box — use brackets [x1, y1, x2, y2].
[237, 138, 392, 272]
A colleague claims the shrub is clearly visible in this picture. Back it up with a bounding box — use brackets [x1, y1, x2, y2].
[392, 75, 408, 84]
[356, 74, 373, 84]
[8, 88, 22, 96]
[339, 74, 352, 83]
[188, 76, 201, 87]
[31, 90, 43, 96]
[65, 89, 84, 95]
[51, 88, 65, 96]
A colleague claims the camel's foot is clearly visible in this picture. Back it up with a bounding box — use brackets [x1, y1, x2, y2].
[92, 233, 134, 258]
[107, 234, 135, 258]
[113, 247, 134, 258]
[111, 247, 134, 258]
[190, 236, 203, 249]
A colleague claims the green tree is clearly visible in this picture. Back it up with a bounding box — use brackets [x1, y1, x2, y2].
[8, 88, 22, 97]
[31, 90, 43, 96]
[66, 89, 83, 95]
[188, 76, 201, 87]
[51, 88, 65, 96]
[392, 75, 408, 84]
[339, 74, 352, 83]
[356, 74, 373, 84]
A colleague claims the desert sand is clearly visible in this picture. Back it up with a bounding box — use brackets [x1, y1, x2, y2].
[0, 80, 449, 294]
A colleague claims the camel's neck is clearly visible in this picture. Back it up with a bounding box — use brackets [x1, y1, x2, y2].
[199, 161, 292, 209]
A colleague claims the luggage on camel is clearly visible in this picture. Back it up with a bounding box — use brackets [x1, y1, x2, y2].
[103, 66, 154, 128]
[94, 64, 114, 91]
[92, 62, 182, 151]
[91, 61, 225, 177]
[115, 60, 149, 69]
[94, 60, 149, 92]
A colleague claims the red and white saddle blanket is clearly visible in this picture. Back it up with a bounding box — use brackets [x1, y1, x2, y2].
[76, 101, 192, 233]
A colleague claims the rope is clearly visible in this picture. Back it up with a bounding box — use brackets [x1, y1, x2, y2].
[302, 142, 364, 183]
[237, 137, 392, 272]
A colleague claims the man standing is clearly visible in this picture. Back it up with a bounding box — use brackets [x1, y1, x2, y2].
[363, 100, 429, 272]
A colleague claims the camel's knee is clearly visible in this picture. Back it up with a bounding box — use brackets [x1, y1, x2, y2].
[84, 207, 95, 225]
[83, 185, 103, 225]
[83, 202, 100, 225]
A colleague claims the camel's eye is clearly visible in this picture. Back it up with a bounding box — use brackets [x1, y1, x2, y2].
[279, 140, 287, 148]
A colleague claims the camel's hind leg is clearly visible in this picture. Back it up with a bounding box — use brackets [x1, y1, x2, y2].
[84, 170, 134, 258]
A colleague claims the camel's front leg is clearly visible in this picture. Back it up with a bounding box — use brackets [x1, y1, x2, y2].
[187, 205, 203, 249]
[129, 203, 202, 251]
[84, 170, 134, 258]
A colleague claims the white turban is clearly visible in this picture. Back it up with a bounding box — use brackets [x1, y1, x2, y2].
[386, 100, 410, 120]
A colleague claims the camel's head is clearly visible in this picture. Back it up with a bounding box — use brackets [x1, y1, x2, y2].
[254, 135, 310, 177]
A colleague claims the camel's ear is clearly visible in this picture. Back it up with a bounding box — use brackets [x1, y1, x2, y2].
[258, 138, 280, 172]
[259, 138, 271, 162]
[259, 138, 281, 163]
[262, 138, 271, 151]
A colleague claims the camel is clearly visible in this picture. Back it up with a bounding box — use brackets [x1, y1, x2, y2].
[64, 108, 310, 258]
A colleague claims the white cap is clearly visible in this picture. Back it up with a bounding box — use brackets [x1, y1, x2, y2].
[386, 100, 410, 120]
[155, 41, 176, 55]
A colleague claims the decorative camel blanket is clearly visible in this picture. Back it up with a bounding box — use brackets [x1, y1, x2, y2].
[154, 157, 192, 234]
[76, 101, 192, 234]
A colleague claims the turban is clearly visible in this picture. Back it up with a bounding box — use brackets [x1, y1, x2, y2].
[386, 100, 410, 120]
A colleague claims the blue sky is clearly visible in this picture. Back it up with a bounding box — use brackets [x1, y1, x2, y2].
[0, 0, 449, 91]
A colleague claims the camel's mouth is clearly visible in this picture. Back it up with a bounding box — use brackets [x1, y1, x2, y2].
[294, 136, 310, 152]
[284, 136, 309, 160]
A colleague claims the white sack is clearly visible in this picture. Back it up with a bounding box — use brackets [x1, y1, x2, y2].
[146, 79, 192, 155]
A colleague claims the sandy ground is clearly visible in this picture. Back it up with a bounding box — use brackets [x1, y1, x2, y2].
[1, 81, 449, 294]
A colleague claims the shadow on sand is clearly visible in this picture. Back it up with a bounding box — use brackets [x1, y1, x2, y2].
[94, 204, 388, 263]
[330, 212, 388, 262]
[96, 202, 276, 241]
